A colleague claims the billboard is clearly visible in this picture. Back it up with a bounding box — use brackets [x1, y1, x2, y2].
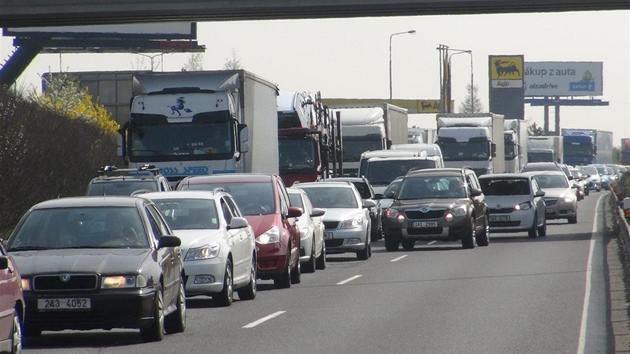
[524, 61, 603, 97]
[489, 55, 524, 89]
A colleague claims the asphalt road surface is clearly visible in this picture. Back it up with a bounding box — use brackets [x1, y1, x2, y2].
[23, 191, 615, 354]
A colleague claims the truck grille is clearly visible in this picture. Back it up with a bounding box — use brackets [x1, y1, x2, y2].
[33, 274, 99, 291]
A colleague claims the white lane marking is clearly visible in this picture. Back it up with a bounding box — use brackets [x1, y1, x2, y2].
[577, 195, 603, 354]
[391, 255, 408, 262]
[242, 311, 286, 329]
[337, 275, 362, 285]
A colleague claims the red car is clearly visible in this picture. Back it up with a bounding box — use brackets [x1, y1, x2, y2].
[177, 174, 303, 288]
[0, 243, 24, 353]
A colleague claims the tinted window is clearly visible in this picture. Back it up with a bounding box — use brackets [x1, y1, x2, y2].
[181, 182, 275, 216]
[480, 178, 531, 196]
[300, 187, 358, 209]
[535, 175, 569, 189]
[397, 176, 463, 199]
[365, 159, 437, 186]
[153, 199, 219, 230]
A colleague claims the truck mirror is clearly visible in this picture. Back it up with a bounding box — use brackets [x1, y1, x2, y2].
[116, 134, 124, 157]
[490, 142, 496, 158]
[239, 125, 250, 153]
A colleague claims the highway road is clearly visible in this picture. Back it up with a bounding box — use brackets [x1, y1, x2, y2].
[22, 191, 615, 353]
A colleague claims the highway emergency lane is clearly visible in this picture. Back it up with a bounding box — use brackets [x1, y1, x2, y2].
[22, 192, 613, 354]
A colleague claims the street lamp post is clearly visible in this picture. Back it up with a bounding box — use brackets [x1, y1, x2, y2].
[448, 49, 474, 112]
[438, 44, 473, 113]
[389, 30, 416, 100]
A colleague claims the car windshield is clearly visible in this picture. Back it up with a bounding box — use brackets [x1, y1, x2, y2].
[521, 164, 559, 173]
[7, 206, 149, 250]
[87, 180, 158, 196]
[383, 180, 402, 199]
[535, 175, 569, 189]
[480, 178, 531, 196]
[365, 159, 437, 186]
[299, 187, 358, 209]
[152, 199, 219, 230]
[396, 176, 465, 199]
[179, 182, 275, 216]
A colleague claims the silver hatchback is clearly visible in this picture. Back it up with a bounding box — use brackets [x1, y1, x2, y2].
[478, 173, 547, 238]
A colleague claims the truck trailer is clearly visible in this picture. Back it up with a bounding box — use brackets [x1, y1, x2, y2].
[331, 103, 408, 177]
[117, 70, 279, 184]
[504, 119, 528, 173]
[435, 113, 505, 176]
[527, 136, 563, 164]
[561, 128, 614, 165]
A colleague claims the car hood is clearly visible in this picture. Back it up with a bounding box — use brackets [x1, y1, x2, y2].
[244, 214, 277, 237]
[391, 198, 467, 209]
[321, 208, 365, 222]
[9, 248, 152, 276]
[172, 229, 224, 254]
[484, 195, 532, 208]
[541, 188, 573, 199]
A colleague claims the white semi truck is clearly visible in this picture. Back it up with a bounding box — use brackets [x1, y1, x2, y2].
[527, 136, 563, 164]
[435, 113, 505, 176]
[118, 70, 279, 184]
[504, 119, 528, 173]
[331, 103, 408, 176]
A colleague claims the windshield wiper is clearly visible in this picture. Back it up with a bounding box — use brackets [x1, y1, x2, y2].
[8, 246, 51, 251]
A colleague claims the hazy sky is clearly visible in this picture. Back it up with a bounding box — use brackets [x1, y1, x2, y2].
[2, 10, 629, 144]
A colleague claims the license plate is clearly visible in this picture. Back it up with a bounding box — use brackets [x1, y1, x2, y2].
[412, 221, 438, 228]
[489, 215, 510, 222]
[37, 298, 91, 311]
[546, 208, 554, 214]
[324, 232, 333, 240]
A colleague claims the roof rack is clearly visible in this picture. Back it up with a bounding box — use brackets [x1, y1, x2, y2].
[97, 164, 160, 177]
[212, 187, 228, 195]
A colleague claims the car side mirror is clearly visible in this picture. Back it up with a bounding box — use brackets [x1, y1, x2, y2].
[535, 190, 545, 197]
[363, 200, 377, 208]
[227, 216, 249, 230]
[287, 206, 303, 218]
[470, 188, 483, 197]
[0, 256, 8, 271]
[311, 208, 326, 218]
[158, 235, 182, 249]
[374, 193, 384, 200]
[572, 183, 580, 189]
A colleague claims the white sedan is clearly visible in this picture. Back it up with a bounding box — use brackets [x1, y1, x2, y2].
[287, 187, 326, 273]
[142, 190, 257, 306]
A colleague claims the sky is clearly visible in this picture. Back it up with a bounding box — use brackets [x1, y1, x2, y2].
[1, 10, 629, 145]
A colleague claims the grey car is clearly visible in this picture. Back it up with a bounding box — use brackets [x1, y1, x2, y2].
[530, 171, 579, 224]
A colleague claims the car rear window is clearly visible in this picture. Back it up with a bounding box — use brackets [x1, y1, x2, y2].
[480, 178, 530, 196]
[87, 181, 158, 196]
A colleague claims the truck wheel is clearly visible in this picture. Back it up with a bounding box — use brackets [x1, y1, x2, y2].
[461, 217, 476, 249]
[384, 232, 400, 252]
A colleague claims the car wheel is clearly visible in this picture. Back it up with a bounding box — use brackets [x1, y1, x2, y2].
[384, 231, 400, 252]
[274, 257, 291, 289]
[357, 232, 370, 260]
[538, 218, 547, 237]
[302, 240, 316, 274]
[315, 243, 326, 270]
[290, 255, 301, 284]
[461, 217, 476, 249]
[237, 255, 257, 301]
[165, 279, 186, 334]
[585, 188, 590, 196]
[528, 214, 538, 238]
[568, 215, 578, 224]
[476, 215, 490, 247]
[215, 260, 234, 306]
[401, 239, 415, 250]
[140, 286, 165, 342]
[10, 309, 22, 354]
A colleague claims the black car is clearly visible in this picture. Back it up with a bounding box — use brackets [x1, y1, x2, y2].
[86, 164, 171, 196]
[325, 177, 382, 242]
[383, 167, 489, 251]
[6, 196, 185, 342]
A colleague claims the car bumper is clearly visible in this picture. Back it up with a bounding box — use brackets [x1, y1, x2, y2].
[544, 200, 577, 220]
[383, 216, 470, 242]
[24, 287, 157, 331]
[487, 210, 536, 233]
[255, 242, 290, 278]
[323, 227, 368, 253]
[183, 257, 227, 296]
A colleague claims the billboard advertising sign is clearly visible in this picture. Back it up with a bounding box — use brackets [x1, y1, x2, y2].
[524, 61, 603, 97]
[3, 22, 196, 39]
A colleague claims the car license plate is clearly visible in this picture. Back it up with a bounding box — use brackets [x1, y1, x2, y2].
[412, 221, 438, 228]
[489, 215, 510, 222]
[37, 298, 91, 311]
[324, 232, 333, 240]
[546, 208, 554, 214]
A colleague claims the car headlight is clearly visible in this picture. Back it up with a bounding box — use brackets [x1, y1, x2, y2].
[102, 275, 141, 289]
[563, 195, 575, 202]
[340, 217, 364, 229]
[516, 202, 532, 210]
[21, 278, 30, 291]
[186, 242, 221, 261]
[257, 226, 280, 244]
[386, 209, 405, 223]
[450, 206, 467, 217]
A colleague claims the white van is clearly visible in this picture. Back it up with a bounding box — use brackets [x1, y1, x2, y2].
[390, 143, 444, 167]
[358, 150, 426, 178]
[362, 155, 442, 194]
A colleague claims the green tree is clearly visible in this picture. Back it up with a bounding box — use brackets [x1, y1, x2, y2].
[528, 122, 545, 136]
[457, 83, 484, 113]
[223, 49, 242, 70]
